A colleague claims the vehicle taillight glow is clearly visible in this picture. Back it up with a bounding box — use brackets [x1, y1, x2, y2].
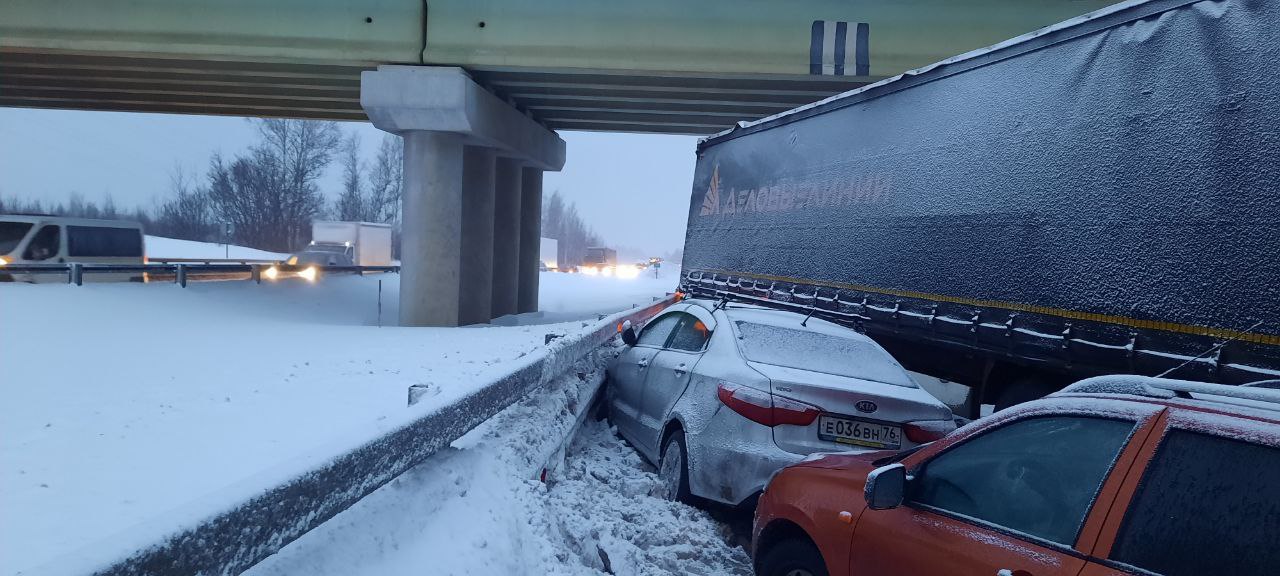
[717, 382, 821, 427]
[903, 419, 957, 444]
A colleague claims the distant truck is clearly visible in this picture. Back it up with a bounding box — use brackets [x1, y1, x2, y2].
[679, 0, 1280, 416]
[292, 221, 392, 267]
[581, 247, 617, 273]
[540, 237, 558, 270]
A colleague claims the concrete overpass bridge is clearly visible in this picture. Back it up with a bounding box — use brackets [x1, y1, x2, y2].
[0, 0, 1117, 326]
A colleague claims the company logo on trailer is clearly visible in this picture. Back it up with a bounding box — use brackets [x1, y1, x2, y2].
[698, 163, 890, 218]
[855, 400, 877, 413]
[699, 165, 721, 216]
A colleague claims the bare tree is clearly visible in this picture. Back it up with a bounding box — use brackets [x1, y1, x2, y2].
[208, 119, 341, 252]
[152, 166, 216, 241]
[540, 190, 602, 268]
[366, 134, 403, 224]
[334, 133, 366, 221]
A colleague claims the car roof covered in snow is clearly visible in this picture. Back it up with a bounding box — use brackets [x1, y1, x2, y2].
[684, 298, 875, 341]
[1056, 375, 1280, 419]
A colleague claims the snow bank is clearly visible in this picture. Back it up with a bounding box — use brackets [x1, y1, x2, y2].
[247, 348, 749, 576]
[145, 235, 288, 260]
[0, 272, 675, 573]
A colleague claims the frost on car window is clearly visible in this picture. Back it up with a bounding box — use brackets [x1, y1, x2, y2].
[638, 314, 682, 347]
[908, 416, 1135, 546]
[1110, 431, 1280, 576]
[734, 321, 916, 386]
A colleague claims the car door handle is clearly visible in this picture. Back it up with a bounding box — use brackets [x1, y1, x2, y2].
[674, 363, 687, 376]
[997, 570, 1033, 576]
[637, 358, 649, 368]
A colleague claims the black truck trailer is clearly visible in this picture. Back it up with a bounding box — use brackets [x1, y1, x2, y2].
[679, 0, 1279, 416]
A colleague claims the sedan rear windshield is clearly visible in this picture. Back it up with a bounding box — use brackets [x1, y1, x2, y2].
[734, 321, 917, 387]
[0, 222, 33, 254]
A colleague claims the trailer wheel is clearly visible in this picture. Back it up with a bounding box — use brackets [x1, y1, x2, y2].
[994, 378, 1059, 412]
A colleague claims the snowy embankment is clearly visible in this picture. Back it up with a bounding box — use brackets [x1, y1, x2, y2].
[0, 265, 678, 573]
[145, 235, 288, 260]
[248, 348, 749, 576]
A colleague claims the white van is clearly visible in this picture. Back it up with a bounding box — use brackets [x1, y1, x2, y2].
[0, 215, 146, 282]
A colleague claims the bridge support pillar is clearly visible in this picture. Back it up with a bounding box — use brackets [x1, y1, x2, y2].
[491, 158, 523, 318]
[362, 65, 565, 326]
[459, 146, 496, 325]
[518, 167, 544, 314]
[400, 131, 465, 326]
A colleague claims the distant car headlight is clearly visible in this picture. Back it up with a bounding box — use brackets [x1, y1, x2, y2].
[299, 266, 317, 282]
[264, 266, 279, 280]
[0, 256, 8, 266]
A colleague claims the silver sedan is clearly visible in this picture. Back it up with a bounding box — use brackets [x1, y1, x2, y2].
[607, 298, 955, 506]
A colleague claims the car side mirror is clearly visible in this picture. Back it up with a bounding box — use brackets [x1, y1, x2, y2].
[864, 463, 906, 510]
[620, 321, 638, 346]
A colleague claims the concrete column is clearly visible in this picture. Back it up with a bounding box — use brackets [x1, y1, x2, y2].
[458, 146, 496, 325]
[491, 158, 523, 318]
[360, 66, 565, 326]
[400, 131, 465, 327]
[517, 167, 544, 314]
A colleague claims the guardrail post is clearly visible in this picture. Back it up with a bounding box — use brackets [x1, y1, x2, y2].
[251, 265, 262, 284]
[176, 264, 187, 288]
[70, 263, 83, 286]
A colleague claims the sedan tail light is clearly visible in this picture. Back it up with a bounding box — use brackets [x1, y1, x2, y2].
[717, 382, 821, 427]
[903, 419, 957, 444]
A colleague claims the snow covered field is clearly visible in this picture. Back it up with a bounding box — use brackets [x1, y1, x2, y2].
[145, 235, 288, 260]
[248, 352, 749, 576]
[0, 269, 677, 573]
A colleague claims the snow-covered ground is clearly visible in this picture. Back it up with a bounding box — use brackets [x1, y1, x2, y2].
[0, 268, 677, 573]
[145, 235, 288, 260]
[248, 351, 749, 576]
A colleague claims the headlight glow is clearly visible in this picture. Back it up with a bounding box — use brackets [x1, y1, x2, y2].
[264, 266, 279, 280]
[299, 266, 317, 282]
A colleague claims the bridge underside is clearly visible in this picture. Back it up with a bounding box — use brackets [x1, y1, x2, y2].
[0, 49, 866, 134]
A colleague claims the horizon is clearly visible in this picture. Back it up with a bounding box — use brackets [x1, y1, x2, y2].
[0, 107, 698, 255]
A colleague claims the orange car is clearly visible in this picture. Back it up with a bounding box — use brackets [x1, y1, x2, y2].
[752, 375, 1280, 576]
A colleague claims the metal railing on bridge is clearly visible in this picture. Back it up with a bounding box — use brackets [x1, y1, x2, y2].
[0, 262, 400, 287]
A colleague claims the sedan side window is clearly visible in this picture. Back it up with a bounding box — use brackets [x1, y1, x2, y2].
[908, 416, 1135, 546]
[667, 314, 712, 352]
[23, 225, 60, 261]
[637, 314, 682, 347]
[1109, 431, 1279, 576]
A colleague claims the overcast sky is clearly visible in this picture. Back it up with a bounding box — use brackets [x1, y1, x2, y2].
[0, 108, 697, 255]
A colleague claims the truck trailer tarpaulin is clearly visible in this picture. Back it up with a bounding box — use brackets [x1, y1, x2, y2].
[680, 0, 1280, 408]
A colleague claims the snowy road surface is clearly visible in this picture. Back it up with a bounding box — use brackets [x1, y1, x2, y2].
[0, 269, 676, 573]
[248, 351, 750, 576]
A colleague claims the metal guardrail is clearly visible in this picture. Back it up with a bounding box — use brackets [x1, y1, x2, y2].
[32, 295, 675, 576]
[147, 258, 280, 264]
[0, 263, 400, 286]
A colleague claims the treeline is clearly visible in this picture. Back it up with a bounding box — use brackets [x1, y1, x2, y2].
[3, 120, 621, 264]
[542, 190, 602, 268]
[0, 119, 404, 254]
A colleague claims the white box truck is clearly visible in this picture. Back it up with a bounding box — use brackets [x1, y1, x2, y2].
[540, 237, 558, 270]
[294, 221, 393, 266]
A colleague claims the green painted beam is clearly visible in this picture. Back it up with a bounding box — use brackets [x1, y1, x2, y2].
[0, 0, 1121, 132]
